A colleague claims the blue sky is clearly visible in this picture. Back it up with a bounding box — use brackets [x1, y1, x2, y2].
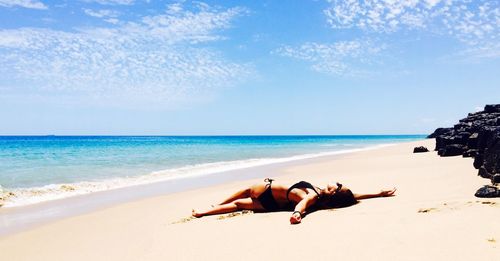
[0, 0, 499, 135]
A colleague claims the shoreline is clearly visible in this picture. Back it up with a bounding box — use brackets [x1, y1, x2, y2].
[0, 141, 401, 209]
[0, 141, 400, 235]
[1, 139, 498, 260]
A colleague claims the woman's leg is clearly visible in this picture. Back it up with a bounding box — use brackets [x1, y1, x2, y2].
[217, 188, 251, 205]
[192, 198, 264, 218]
[217, 183, 266, 205]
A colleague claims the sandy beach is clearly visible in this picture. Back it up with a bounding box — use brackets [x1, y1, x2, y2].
[0, 139, 498, 261]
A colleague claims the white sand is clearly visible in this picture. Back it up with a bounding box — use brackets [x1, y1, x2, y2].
[0, 139, 498, 260]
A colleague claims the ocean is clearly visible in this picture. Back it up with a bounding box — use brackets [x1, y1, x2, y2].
[0, 135, 425, 207]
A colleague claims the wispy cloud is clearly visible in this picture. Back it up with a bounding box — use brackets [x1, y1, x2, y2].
[325, 0, 440, 32]
[82, 0, 135, 5]
[0, 0, 47, 9]
[83, 8, 121, 24]
[282, 1, 499, 76]
[0, 3, 250, 106]
[275, 40, 385, 76]
[449, 42, 500, 62]
[83, 8, 120, 18]
[324, 0, 500, 58]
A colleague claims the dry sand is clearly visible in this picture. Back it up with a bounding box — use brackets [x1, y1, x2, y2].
[0, 139, 498, 261]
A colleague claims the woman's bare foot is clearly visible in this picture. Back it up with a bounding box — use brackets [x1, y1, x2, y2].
[192, 209, 203, 218]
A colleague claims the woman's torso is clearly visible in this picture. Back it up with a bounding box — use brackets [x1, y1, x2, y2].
[251, 181, 320, 209]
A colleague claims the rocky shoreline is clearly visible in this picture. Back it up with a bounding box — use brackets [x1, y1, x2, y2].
[428, 104, 500, 197]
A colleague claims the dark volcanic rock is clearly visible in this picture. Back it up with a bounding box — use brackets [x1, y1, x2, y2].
[478, 167, 492, 179]
[467, 133, 479, 149]
[463, 149, 478, 158]
[493, 174, 500, 184]
[474, 185, 500, 198]
[413, 146, 429, 153]
[429, 104, 500, 197]
[473, 154, 484, 169]
[440, 144, 466, 157]
[427, 127, 453, 139]
[484, 104, 500, 113]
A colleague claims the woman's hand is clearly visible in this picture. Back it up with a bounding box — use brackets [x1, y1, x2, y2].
[379, 187, 397, 197]
[290, 211, 302, 224]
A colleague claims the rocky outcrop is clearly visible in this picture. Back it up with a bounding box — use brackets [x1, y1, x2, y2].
[428, 104, 500, 197]
[413, 146, 429, 153]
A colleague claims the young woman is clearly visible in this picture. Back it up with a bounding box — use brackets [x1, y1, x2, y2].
[192, 178, 396, 224]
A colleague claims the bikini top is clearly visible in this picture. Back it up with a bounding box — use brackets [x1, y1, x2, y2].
[286, 181, 343, 202]
[286, 181, 321, 202]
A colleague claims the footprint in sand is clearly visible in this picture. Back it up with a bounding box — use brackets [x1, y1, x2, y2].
[171, 216, 196, 224]
[172, 210, 254, 224]
[418, 200, 498, 213]
[217, 210, 253, 220]
[417, 207, 438, 213]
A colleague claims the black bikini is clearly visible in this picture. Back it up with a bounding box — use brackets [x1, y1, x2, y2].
[257, 178, 281, 211]
[286, 180, 342, 204]
[256, 179, 320, 211]
[286, 181, 321, 202]
[256, 179, 343, 211]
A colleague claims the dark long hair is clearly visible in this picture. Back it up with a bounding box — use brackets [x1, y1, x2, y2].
[319, 189, 358, 209]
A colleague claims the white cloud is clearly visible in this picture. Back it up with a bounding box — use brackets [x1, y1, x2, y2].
[83, 8, 121, 24]
[83, 8, 120, 19]
[0, 3, 250, 106]
[139, 4, 247, 44]
[324, 0, 500, 58]
[275, 40, 385, 76]
[167, 3, 183, 14]
[0, 0, 47, 9]
[325, 0, 427, 32]
[442, 1, 499, 46]
[453, 42, 500, 61]
[104, 18, 120, 24]
[82, 0, 135, 5]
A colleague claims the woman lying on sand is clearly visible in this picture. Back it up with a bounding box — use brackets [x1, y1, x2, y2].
[192, 178, 396, 224]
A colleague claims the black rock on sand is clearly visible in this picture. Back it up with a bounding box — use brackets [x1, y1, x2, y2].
[428, 104, 500, 197]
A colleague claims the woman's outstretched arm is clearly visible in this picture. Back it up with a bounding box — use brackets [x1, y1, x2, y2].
[289, 193, 318, 224]
[353, 188, 396, 200]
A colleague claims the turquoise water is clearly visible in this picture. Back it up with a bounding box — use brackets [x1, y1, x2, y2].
[0, 135, 424, 206]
